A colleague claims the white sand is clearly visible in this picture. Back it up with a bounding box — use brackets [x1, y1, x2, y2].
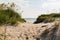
[0, 22, 55, 40]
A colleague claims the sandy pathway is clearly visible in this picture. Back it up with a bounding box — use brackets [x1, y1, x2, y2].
[0, 22, 55, 40]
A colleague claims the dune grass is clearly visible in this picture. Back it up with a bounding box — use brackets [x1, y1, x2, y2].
[0, 3, 26, 25]
[34, 13, 60, 23]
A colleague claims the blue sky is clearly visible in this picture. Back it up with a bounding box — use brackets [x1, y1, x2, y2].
[0, 0, 60, 18]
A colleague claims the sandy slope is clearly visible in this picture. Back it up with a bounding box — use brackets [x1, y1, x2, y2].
[0, 22, 55, 40]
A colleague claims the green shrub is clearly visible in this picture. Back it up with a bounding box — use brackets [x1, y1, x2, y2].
[0, 3, 26, 25]
[34, 13, 60, 23]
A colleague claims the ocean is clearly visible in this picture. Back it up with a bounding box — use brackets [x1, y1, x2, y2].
[24, 18, 36, 22]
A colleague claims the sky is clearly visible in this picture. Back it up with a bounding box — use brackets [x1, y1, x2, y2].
[0, 0, 60, 18]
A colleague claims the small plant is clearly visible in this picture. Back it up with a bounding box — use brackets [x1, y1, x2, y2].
[0, 3, 26, 26]
[34, 13, 60, 23]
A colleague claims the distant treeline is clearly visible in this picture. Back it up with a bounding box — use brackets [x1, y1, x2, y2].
[34, 13, 60, 23]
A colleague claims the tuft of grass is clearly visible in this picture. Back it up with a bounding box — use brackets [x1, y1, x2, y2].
[0, 3, 26, 26]
[34, 13, 60, 23]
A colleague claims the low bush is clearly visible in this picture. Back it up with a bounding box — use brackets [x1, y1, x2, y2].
[34, 13, 60, 23]
[0, 3, 26, 25]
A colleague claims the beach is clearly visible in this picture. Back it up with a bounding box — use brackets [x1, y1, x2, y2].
[0, 22, 55, 40]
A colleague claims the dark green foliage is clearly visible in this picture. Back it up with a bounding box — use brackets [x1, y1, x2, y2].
[0, 4, 26, 25]
[34, 13, 60, 23]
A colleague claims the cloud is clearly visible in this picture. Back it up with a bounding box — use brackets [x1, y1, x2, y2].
[47, 0, 57, 2]
[41, 0, 60, 13]
[1, 0, 60, 18]
[0, 0, 30, 18]
[0, 0, 29, 9]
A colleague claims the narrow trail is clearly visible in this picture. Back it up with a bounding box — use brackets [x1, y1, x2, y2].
[0, 22, 59, 40]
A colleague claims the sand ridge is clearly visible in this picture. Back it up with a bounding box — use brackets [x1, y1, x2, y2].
[0, 22, 55, 40]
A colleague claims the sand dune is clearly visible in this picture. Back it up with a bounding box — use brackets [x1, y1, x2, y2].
[0, 22, 57, 40]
